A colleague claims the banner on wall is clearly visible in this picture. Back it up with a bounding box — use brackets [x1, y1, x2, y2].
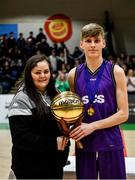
[0, 24, 18, 39]
[44, 14, 72, 42]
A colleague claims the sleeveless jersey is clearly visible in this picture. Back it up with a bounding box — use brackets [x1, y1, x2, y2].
[75, 60, 123, 152]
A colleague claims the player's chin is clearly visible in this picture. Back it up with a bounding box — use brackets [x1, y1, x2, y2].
[88, 51, 97, 55]
[89, 54, 98, 58]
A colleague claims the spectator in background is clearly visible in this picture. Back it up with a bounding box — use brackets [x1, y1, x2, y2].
[48, 49, 60, 73]
[52, 42, 59, 55]
[7, 32, 16, 50]
[37, 38, 50, 57]
[36, 28, 47, 43]
[7, 32, 17, 60]
[121, 64, 128, 75]
[0, 34, 8, 56]
[72, 46, 83, 58]
[27, 31, 36, 46]
[119, 52, 127, 62]
[55, 71, 70, 92]
[25, 34, 37, 59]
[58, 51, 66, 70]
[131, 56, 135, 69]
[74, 58, 80, 67]
[127, 68, 135, 94]
[17, 33, 26, 53]
[2, 61, 12, 81]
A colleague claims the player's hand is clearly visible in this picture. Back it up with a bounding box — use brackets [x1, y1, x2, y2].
[69, 122, 95, 141]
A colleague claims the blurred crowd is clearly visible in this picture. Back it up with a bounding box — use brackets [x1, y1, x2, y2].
[108, 53, 135, 94]
[0, 28, 135, 94]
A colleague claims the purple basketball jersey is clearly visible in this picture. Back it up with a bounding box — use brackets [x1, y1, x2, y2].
[75, 60, 123, 152]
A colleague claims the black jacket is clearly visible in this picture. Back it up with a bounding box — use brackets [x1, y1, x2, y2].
[8, 90, 69, 179]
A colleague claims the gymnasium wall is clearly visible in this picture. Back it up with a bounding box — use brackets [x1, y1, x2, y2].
[0, 0, 135, 55]
[0, 20, 86, 54]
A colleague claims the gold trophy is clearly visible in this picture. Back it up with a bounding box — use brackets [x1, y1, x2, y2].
[51, 91, 84, 149]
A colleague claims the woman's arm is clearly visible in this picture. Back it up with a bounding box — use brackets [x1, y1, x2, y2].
[9, 115, 58, 152]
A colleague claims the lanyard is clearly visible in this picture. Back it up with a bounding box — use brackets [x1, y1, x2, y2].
[85, 60, 106, 116]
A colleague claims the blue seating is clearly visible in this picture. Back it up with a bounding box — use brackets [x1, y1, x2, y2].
[11, 70, 18, 81]
[1, 81, 11, 94]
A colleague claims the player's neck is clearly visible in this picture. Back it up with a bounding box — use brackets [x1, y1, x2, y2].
[86, 57, 103, 72]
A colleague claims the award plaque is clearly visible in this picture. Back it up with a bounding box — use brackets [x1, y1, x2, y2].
[51, 91, 84, 149]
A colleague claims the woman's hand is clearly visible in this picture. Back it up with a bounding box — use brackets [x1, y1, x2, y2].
[57, 136, 69, 151]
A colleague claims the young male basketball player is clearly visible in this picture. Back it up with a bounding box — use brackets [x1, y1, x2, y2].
[68, 23, 128, 179]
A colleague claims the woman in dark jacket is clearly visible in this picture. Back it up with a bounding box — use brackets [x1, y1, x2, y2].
[8, 54, 69, 179]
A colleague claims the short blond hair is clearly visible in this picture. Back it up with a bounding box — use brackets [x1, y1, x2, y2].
[81, 23, 105, 39]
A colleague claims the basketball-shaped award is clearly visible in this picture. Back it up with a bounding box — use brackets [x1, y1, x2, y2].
[51, 91, 84, 149]
[51, 91, 84, 123]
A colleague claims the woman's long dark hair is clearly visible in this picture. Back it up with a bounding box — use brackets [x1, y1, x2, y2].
[23, 54, 57, 115]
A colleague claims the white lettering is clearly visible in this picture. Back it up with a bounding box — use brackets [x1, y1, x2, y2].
[82, 96, 89, 104]
[82, 94, 105, 104]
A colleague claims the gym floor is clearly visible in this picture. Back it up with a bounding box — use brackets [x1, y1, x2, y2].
[0, 126, 135, 179]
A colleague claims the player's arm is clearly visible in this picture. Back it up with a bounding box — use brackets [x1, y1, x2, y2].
[92, 64, 129, 129]
[67, 67, 76, 92]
